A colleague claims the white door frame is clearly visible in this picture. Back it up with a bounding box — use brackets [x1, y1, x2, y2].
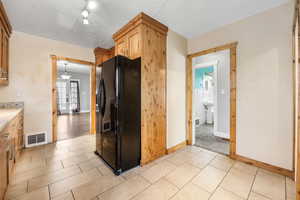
[192, 60, 219, 145]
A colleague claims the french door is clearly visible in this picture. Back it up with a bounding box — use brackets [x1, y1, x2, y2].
[56, 80, 80, 114]
[70, 80, 80, 112]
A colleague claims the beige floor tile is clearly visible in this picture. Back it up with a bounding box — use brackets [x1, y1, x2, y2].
[5, 181, 28, 199]
[210, 188, 245, 200]
[121, 168, 139, 180]
[51, 192, 74, 200]
[98, 175, 150, 200]
[72, 175, 124, 200]
[185, 151, 216, 169]
[28, 166, 81, 192]
[248, 192, 271, 200]
[192, 165, 226, 193]
[140, 160, 176, 183]
[98, 165, 115, 176]
[165, 163, 200, 188]
[286, 177, 296, 200]
[131, 178, 178, 200]
[14, 186, 49, 200]
[78, 158, 104, 172]
[170, 183, 210, 200]
[209, 155, 235, 172]
[220, 168, 255, 198]
[252, 169, 285, 200]
[133, 162, 157, 174]
[14, 159, 46, 174]
[167, 152, 190, 165]
[153, 154, 173, 164]
[50, 168, 101, 197]
[11, 162, 63, 185]
[61, 154, 92, 167]
[232, 162, 257, 176]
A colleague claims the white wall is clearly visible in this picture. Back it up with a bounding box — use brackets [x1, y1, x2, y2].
[193, 50, 230, 138]
[167, 30, 187, 148]
[0, 31, 94, 143]
[188, 2, 294, 170]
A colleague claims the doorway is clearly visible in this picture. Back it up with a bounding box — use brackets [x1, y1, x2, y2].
[51, 56, 96, 142]
[187, 42, 237, 158]
[56, 61, 91, 140]
[192, 51, 230, 155]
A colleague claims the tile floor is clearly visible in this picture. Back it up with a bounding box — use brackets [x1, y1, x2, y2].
[5, 135, 295, 200]
[195, 124, 230, 155]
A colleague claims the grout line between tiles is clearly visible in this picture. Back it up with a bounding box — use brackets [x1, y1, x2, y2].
[47, 185, 51, 200]
[166, 164, 203, 200]
[207, 159, 234, 200]
[246, 166, 259, 199]
[71, 189, 76, 200]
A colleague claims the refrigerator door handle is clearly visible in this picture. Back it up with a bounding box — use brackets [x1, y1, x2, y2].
[101, 80, 106, 116]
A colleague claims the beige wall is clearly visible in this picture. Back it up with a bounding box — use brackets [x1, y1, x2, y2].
[188, 2, 294, 170]
[167, 30, 187, 148]
[0, 31, 94, 143]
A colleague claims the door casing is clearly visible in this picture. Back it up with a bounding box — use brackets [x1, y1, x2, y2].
[186, 42, 237, 158]
[51, 55, 96, 142]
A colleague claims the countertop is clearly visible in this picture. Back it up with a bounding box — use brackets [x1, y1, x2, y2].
[0, 108, 23, 133]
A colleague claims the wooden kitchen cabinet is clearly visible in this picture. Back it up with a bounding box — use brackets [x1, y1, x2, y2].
[0, 136, 8, 200]
[113, 13, 168, 165]
[114, 28, 141, 59]
[94, 47, 115, 66]
[0, 110, 24, 199]
[0, 1, 12, 86]
[115, 37, 128, 57]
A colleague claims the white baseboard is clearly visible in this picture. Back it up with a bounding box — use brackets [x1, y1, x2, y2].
[214, 131, 229, 139]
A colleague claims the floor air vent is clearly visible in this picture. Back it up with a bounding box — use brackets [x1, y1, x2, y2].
[26, 132, 47, 147]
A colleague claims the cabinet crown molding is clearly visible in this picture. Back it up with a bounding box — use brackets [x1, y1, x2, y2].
[113, 12, 168, 41]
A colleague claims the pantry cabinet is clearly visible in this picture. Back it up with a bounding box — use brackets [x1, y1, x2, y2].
[114, 28, 141, 59]
[113, 13, 168, 165]
[0, 2, 12, 86]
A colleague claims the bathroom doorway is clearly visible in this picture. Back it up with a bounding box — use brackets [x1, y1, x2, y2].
[187, 43, 237, 156]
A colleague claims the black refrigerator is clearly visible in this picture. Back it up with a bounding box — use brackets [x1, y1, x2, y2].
[95, 55, 141, 175]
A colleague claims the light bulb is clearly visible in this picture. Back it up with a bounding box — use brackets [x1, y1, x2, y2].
[81, 9, 89, 18]
[83, 18, 89, 25]
[87, 1, 97, 10]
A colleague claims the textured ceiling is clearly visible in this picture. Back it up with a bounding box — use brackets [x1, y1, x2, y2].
[3, 0, 288, 49]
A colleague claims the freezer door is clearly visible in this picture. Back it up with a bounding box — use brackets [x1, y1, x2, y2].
[101, 57, 118, 170]
[96, 77, 103, 156]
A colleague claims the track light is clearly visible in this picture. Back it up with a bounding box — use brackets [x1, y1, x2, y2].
[81, 9, 89, 18]
[83, 18, 89, 25]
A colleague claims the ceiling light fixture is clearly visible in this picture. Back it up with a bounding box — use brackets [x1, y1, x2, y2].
[87, 1, 97, 10]
[83, 18, 89, 25]
[81, 9, 89, 18]
[61, 63, 72, 79]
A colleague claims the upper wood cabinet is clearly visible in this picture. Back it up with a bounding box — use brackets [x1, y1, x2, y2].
[115, 38, 128, 57]
[114, 26, 142, 59]
[113, 13, 168, 165]
[0, 2, 11, 86]
[94, 47, 114, 66]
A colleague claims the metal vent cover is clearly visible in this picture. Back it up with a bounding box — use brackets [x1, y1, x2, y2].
[26, 132, 47, 147]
